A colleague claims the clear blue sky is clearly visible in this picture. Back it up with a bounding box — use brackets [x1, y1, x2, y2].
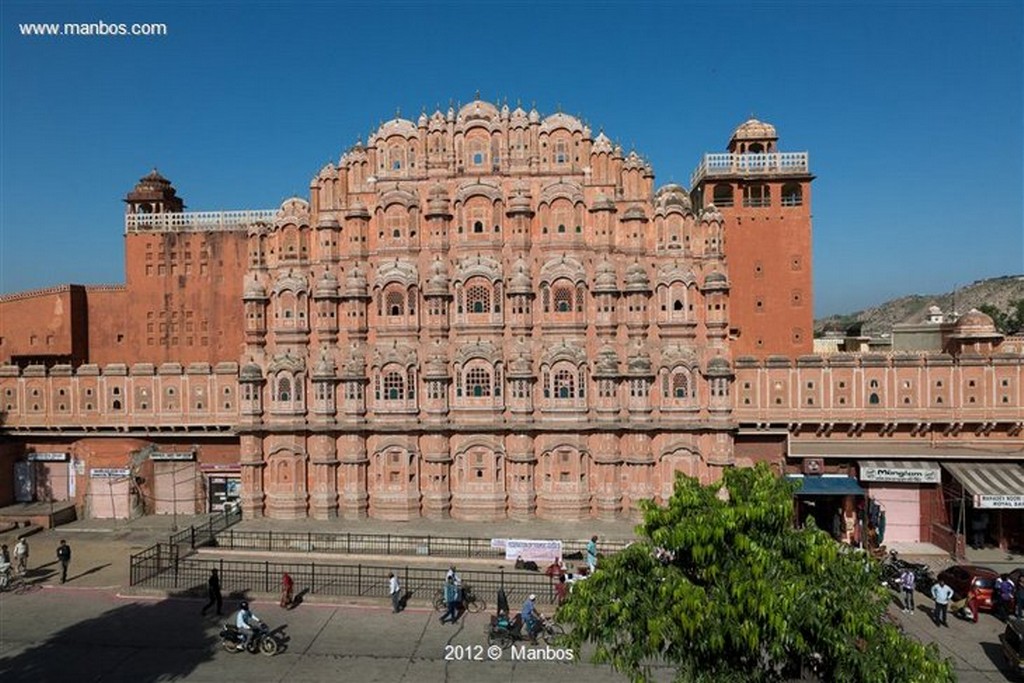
[2, 1, 1021, 317]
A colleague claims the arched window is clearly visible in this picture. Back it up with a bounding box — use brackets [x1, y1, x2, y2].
[465, 367, 491, 397]
[743, 184, 770, 208]
[542, 286, 551, 313]
[466, 284, 490, 313]
[554, 369, 576, 399]
[553, 284, 573, 312]
[278, 377, 291, 402]
[385, 290, 404, 316]
[869, 393, 880, 405]
[781, 183, 803, 207]
[383, 371, 404, 400]
[712, 184, 733, 207]
[473, 221, 484, 233]
[672, 371, 689, 398]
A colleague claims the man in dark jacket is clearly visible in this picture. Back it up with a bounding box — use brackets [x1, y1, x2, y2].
[56, 540, 71, 584]
[201, 568, 223, 615]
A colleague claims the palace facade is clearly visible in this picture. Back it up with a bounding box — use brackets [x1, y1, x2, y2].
[1, 99, 1020, 550]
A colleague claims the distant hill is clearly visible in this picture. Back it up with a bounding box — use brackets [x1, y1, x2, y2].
[815, 275, 1024, 337]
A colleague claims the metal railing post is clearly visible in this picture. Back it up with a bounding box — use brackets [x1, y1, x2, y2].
[311, 562, 315, 594]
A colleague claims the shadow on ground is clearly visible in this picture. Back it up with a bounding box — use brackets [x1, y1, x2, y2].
[0, 590, 217, 682]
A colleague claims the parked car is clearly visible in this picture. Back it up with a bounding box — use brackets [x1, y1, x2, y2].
[1000, 617, 1024, 679]
[936, 565, 999, 612]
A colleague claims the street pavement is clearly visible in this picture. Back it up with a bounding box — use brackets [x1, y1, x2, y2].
[0, 517, 1019, 682]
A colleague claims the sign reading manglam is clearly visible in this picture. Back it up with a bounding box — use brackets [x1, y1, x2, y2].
[860, 464, 941, 484]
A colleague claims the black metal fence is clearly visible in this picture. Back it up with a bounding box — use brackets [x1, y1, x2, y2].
[132, 555, 562, 606]
[129, 506, 242, 586]
[210, 529, 631, 561]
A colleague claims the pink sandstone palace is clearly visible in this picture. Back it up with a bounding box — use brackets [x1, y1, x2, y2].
[0, 99, 1021, 551]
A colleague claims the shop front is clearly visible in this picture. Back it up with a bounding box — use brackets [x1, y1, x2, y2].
[14, 452, 74, 503]
[151, 450, 200, 515]
[86, 467, 132, 519]
[942, 462, 1024, 553]
[787, 474, 866, 543]
[858, 460, 941, 544]
[202, 464, 241, 512]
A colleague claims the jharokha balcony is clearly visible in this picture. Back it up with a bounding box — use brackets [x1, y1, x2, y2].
[690, 152, 810, 187]
[125, 210, 276, 234]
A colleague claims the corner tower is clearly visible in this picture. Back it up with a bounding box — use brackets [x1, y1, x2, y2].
[691, 119, 814, 357]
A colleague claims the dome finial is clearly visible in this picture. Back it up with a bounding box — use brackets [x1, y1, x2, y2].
[475, 88, 481, 100]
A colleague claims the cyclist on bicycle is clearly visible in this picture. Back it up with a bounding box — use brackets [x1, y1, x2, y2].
[521, 594, 545, 642]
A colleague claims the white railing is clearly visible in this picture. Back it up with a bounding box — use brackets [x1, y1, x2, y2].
[690, 152, 809, 186]
[125, 210, 276, 234]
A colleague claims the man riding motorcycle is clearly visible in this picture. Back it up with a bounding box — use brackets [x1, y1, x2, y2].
[235, 601, 262, 650]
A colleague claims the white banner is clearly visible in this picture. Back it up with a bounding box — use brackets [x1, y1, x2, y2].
[28, 452, 69, 462]
[975, 495, 1024, 509]
[90, 468, 130, 479]
[504, 539, 562, 562]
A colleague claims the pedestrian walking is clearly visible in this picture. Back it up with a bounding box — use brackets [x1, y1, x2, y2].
[899, 568, 916, 614]
[1016, 573, 1024, 619]
[931, 578, 953, 627]
[280, 572, 294, 609]
[438, 575, 459, 624]
[586, 535, 599, 573]
[388, 572, 402, 613]
[201, 568, 223, 616]
[56, 539, 71, 584]
[13, 538, 28, 576]
[997, 574, 1014, 621]
[966, 586, 980, 623]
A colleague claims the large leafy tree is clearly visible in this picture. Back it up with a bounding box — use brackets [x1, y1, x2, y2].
[558, 464, 954, 682]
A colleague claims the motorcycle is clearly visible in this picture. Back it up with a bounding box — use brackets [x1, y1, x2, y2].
[219, 621, 279, 655]
[880, 551, 934, 592]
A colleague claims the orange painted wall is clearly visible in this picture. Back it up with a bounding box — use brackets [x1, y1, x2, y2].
[0, 286, 87, 365]
[86, 286, 129, 365]
[122, 231, 247, 365]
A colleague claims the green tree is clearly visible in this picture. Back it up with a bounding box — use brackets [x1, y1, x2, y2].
[978, 299, 1024, 334]
[558, 465, 954, 683]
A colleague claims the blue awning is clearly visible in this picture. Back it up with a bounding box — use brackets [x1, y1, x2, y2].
[786, 475, 865, 496]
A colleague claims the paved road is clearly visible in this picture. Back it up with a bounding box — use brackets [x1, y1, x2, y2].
[0, 586, 636, 683]
[0, 522, 1019, 682]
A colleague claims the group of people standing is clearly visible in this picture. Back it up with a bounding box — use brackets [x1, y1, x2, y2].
[0, 538, 72, 585]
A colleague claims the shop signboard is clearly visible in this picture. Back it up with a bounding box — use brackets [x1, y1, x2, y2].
[90, 468, 131, 479]
[208, 476, 241, 512]
[151, 451, 196, 461]
[860, 464, 940, 484]
[975, 494, 1024, 509]
[28, 452, 69, 462]
[503, 539, 563, 562]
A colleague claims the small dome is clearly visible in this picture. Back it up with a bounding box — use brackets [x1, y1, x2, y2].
[344, 265, 369, 297]
[425, 260, 450, 296]
[313, 354, 336, 379]
[314, 271, 340, 298]
[346, 199, 370, 219]
[423, 355, 449, 379]
[507, 187, 534, 216]
[655, 184, 692, 212]
[706, 357, 732, 376]
[621, 205, 647, 222]
[374, 117, 418, 140]
[510, 106, 528, 125]
[508, 258, 532, 294]
[594, 344, 619, 376]
[703, 271, 728, 290]
[528, 107, 540, 123]
[540, 112, 584, 135]
[316, 215, 340, 228]
[418, 111, 428, 127]
[591, 131, 612, 155]
[624, 263, 650, 291]
[240, 363, 263, 381]
[731, 118, 778, 141]
[590, 193, 616, 212]
[508, 352, 534, 377]
[458, 99, 500, 122]
[243, 278, 267, 301]
[954, 308, 999, 337]
[594, 261, 618, 292]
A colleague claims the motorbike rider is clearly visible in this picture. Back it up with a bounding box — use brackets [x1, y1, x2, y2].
[234, 601, 262, 650]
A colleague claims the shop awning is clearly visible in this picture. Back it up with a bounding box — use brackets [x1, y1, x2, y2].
[860, 460, 941, 484]
[942, 462, 1024, 509]
[785, 475, 865, 496]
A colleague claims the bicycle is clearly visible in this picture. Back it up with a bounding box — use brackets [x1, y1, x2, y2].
[0, 571, 39, 595]
[433, 584, 486, 613]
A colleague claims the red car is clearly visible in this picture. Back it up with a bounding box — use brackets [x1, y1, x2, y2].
[936, 565, 999, 612]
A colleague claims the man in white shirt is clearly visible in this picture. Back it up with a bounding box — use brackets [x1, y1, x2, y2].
[389, 572, 402, 613]
[930, 578, 954, 627]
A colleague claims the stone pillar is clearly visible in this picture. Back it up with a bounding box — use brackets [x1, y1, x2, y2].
[506, 433, 536, 520]
[337, 434, 368, 518]
[590, 432, 622, 520]
[308, 433, 339, 519]
[239, 433, 265, 518]
[420, 434, 451, 519]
